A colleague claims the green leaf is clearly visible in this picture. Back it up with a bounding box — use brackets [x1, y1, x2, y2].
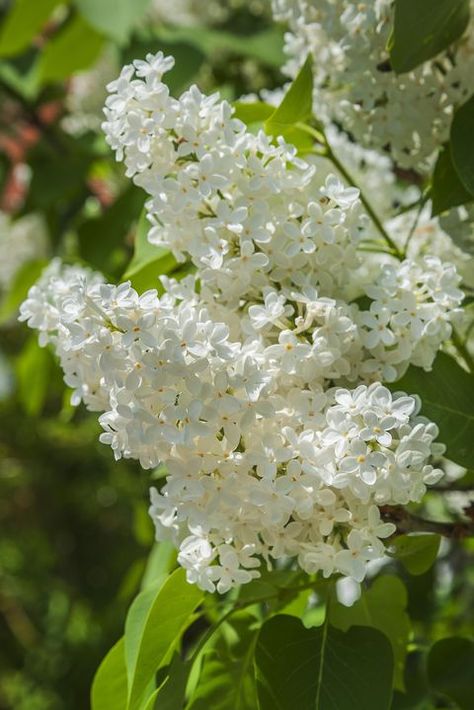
[141, 541, 177, 591]
[330, 576, 410, 690]
[389, 0, 470, 73]
[431, 145, 474, 216]
[391, 651, 431, 710]
[78, 186, 145, 275]
[265, 55, 313, 135]
[15, 336, 53, 417]
[188, 649, 257, 710]
[122, 209, 178, 292]
[0, 0, 64, 57]
[255, 616, 393, 710]
[124, 568, 203, 710]
[0, 259, 48, 325]
[149, 653, 192, 710]
[37, 15, 104, 84]
[451, 94, 474, 195]
[91, 638, 128, 710]
[389, 534, 441, 575]
[233, 101, 275, 126]
[75, 0, 152, 44]
[427, 637, 474, 709]
[392, 352, 474, 468]
[188, 612, 260, 710]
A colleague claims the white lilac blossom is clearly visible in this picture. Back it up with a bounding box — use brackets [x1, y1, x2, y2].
[272, 0, 474, 170]
[0, 212, 48, 294]
[20, 262, 444, 593]
[19, 52, 464, 593]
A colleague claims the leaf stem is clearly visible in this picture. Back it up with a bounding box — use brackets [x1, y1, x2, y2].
[299, 122, 404, 260]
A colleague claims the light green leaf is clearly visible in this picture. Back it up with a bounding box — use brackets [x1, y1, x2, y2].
[0, 0, 65, 57]
[389, 0, 470, 73]
[388, 534, 441, 575]
[265, 55, 313, 135]
[91, 638, 128, 710]
[141, 542, 177, 591]
[255, 616, 393, 710]
[124, 568, 203, 710]
[427, 637, 474, 709]
[451, 94, 474, 195]
[0, 259, 48, 325]
[233, 101, 274, 126]
[38, 15, 104, 84]
[187, 649, 257, 710]
[330, 576, 410, 689]
[15, 336, 53, 417]
[431, 145, 474, 216]
[188, 612, 260, 710]
[74, 0, 152, 44]
[393, 352, 474, 468]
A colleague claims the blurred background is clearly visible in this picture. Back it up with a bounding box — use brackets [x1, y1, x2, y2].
[1, 2, 473, 709]
[0, 2, 283, 708]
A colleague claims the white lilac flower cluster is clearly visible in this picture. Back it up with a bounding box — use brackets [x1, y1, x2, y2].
[20, 53, 462, 592]
[272, 0, 474, 170]
[0, 212, 47, 294]
[20, 260, 445, 592]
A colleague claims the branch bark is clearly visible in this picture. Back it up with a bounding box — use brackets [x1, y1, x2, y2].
[380, 505, 474, 539]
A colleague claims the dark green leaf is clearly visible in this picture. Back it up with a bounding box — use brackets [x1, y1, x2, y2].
[0, 0, 64, 57]
[149, 653, 192, 710]
[389, 0, 470, 73]
[255, 616, 393, 710]
[124, 568, 203, 710]
[91, 638, 128, 710]
[391, 651, 431, 710]
[78, 186, 145, 275]
[330, 576, 410, 689]
[265, 55, 313, 135]
[0, 259, 48, 325]
[75, 0, 152, 44]
[431, 145, 474, 216]
[451, 94, 474, 195]
[389, 534, 441, 575]
[393, 352, 474, 468]
[427, 637, 474, 709]
[37, 15, 104, 84]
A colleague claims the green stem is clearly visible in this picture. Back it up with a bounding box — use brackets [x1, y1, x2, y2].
[451, 329, 474, 374]
[298, 122, 404, 260]
[325, 145, 404, 260]
[188, 578, 320, 662]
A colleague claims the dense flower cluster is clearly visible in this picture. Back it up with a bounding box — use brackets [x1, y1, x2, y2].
[21, 52, 463, 592]
[20, 261, 444, 592]
[272, 0, 474, 169]
[0, 212, 47, 294]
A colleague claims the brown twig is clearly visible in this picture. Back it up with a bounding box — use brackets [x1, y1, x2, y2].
[380, 505, 474, 539]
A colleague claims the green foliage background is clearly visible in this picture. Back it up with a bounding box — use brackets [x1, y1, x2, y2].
[0, 1, 473, 709]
